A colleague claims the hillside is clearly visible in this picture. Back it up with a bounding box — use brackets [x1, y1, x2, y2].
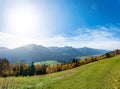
[0, 44, 108, 64]
[34, 60, 60, 65]
[0, 55, 120, 89]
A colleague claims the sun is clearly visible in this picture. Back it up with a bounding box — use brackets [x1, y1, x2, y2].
[4, 5, 39, 37]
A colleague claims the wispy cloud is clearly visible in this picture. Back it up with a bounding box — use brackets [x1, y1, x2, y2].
[0, 25, 120, 50]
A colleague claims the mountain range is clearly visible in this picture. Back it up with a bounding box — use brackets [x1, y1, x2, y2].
[0, 44, 108, 64]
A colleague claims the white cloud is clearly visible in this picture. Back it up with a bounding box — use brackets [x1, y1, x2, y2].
[0, 26, 120, 50]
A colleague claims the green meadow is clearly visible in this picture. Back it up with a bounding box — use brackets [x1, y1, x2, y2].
[0, 55, 120, 89]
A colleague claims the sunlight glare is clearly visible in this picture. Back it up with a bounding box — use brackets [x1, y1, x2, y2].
[4, 5, 39, 37]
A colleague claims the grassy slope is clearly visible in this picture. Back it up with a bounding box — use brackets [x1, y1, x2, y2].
[34, 60, 60, 66]
[0, 55, 120, 89]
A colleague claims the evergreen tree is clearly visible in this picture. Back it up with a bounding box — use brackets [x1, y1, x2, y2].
[28, 62, 35, 76]
[20, 66, 24, 76]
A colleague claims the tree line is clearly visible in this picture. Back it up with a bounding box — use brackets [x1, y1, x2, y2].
[0, 49, 120, 77]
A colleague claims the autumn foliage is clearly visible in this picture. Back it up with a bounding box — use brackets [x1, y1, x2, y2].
[0, 49, 120, 77]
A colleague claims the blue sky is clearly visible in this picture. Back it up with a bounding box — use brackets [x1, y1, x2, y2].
[0, 0, 120, 49]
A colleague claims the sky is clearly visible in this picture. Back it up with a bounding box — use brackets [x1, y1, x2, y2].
[0, 0, 120, 50]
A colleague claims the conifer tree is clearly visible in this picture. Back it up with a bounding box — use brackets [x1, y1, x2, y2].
[28, 62, 35, 76]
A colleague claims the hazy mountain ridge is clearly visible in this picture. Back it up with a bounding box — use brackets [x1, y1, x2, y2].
[0, 44, 108, 64]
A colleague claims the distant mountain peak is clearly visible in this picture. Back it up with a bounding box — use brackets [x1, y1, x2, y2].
[82, 47, 92, 49]
[0, 44, 108, 64]
[24, 44, 46, 48]
[22, 44, 38, 48]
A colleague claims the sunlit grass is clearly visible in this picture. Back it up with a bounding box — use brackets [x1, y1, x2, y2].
[0, 55, 120, 89]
